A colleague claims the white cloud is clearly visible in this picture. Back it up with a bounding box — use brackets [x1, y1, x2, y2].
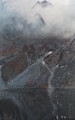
[0, 0, 75, 39]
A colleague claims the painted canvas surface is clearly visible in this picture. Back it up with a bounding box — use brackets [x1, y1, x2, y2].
[0, 0, 75, 120]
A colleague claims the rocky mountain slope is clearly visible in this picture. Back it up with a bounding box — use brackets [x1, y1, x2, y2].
[0, 36, 74, 120]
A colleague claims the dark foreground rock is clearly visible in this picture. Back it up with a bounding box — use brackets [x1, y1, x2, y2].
[0, 38, 75, 120]
[1, 52, 28, 83]
[1, 36, 61, 83]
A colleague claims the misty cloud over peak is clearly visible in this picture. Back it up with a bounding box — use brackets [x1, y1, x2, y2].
[0, 0, 75, 41]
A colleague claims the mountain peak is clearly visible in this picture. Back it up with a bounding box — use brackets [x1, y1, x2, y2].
[32, 0, 52, 9]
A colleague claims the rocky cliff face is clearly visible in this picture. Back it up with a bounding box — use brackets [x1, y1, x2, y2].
[0, 36, 75, 120]
[0, 36, 61, 83]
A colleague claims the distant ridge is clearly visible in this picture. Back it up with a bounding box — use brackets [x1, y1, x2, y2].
[32, 0, 52, 9]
